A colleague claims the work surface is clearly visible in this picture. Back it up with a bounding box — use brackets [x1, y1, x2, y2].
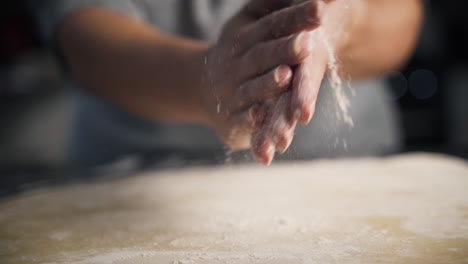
[1, 154, 468, 264]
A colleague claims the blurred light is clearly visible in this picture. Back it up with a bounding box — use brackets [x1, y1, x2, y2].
[446, 66, 468, 148]
[409, 69, 438, 100]
[386, 71, 408, 101]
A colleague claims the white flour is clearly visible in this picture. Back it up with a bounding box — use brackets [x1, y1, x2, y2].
[320, 28, 354, 127]
[312, 0, 354, 128]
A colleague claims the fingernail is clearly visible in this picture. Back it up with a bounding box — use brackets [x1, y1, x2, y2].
[277, 143, 290, 154]
[274, 66, 292, 85]
[302, 102, 316, 124]
[294, 109, 302, 120]
[302, 112, 312, 124]
[277, 132, 293, 154]
[277, 142, 287, 154]
[264, 144, 275, 165]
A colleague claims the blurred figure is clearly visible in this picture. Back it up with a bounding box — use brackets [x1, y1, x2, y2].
[25, 0, 422, 167]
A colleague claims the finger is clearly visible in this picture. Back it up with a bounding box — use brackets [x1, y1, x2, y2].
[237, 32, 310, 81]
[250, 102, 276, 165]
[247, 0, 335, 17]
[251, 129, 276, 165]
[237, 65, 292, 107]
[251, 92, 295, 165]
[292, 0, 337, 5]
[226, 0, 293, 36]
[249, 104, 268, 126]
[246, 0, 293, 17]
[236, 1, 321, 55]
[274, 121, 296, 154]
[226, 104, 267, 150]
[290, 39, 328, 124]
[270, 93, 297, 153]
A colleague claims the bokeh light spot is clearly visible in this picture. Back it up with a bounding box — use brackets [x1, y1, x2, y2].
[409, 69, 438, 100]
[386, 71, 408, 101]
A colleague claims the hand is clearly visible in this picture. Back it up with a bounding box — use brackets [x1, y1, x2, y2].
[251, 34, 329, 164]
[252, 0, 347, 165]
[202, 1, 323, 150]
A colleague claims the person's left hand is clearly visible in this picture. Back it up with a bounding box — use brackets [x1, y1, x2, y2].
[251, 32, 329, 164]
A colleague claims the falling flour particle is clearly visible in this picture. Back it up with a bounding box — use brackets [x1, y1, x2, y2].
[325, 48, 354, 127]
[224, 148, 235, 164]
[294, 0, 354, 127]
[318, 27, 354, 128]
[204, 55, 221, 115]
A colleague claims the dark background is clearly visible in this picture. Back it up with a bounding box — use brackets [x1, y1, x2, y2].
[0, 0, 467, 173]
[392, 1, 468, 159]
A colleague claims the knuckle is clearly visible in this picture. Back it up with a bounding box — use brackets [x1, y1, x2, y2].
[278, 132, 290, 146]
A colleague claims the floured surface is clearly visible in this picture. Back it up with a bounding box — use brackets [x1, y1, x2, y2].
[1, 154, 468, 264]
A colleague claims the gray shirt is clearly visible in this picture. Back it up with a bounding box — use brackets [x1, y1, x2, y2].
[32, 0, 401, 164]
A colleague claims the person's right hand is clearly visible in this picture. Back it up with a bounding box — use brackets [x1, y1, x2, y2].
[201, 1, 323, 151]
[250, 0, 344, 165]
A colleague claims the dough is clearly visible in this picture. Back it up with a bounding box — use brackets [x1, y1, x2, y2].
[1, 153, 467, 264]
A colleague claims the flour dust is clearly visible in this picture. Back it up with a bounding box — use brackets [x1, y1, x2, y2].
[319, 28, 354, 128]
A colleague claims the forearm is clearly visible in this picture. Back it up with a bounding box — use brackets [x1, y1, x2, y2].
[57, 7, 210, 123]
[331, 0, 423, 79]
